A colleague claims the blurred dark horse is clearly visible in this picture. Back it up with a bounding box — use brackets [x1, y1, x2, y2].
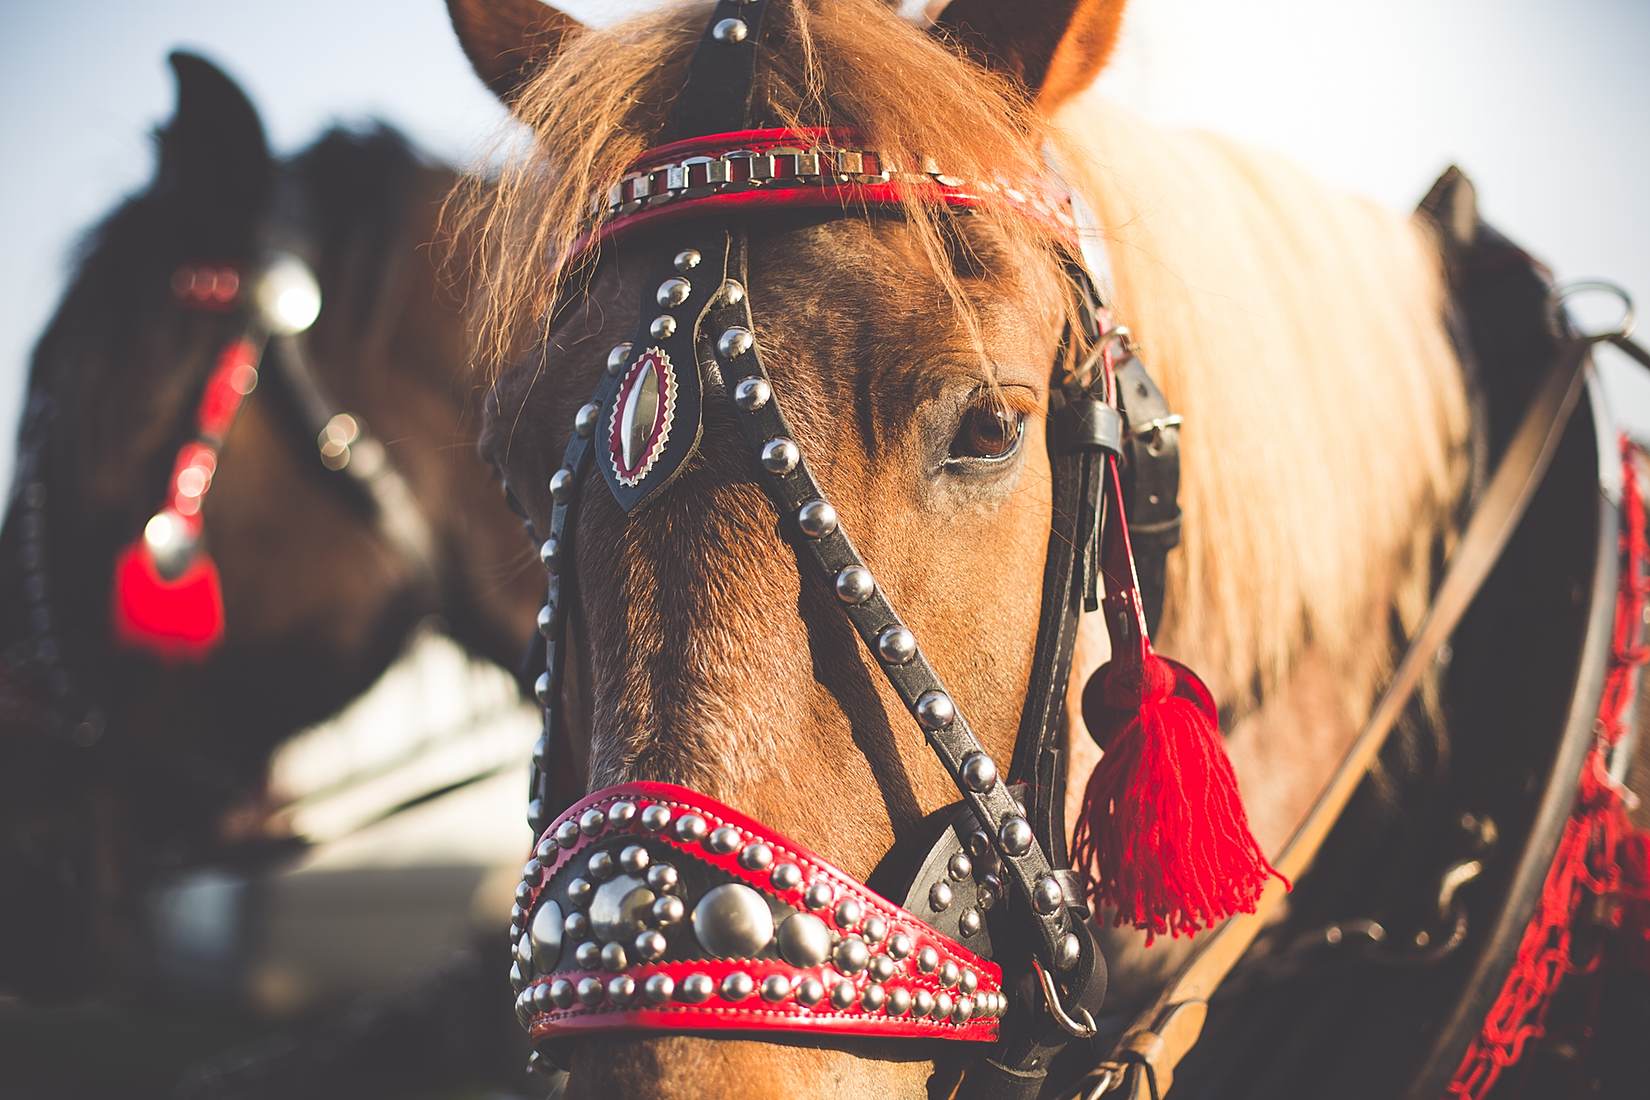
[0, 53, 539, 997]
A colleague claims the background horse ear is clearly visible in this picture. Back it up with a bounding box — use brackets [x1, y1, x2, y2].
[157, 51, 272, 214]
[445, 0, 582, 108]
[931, 0, 1127, 115]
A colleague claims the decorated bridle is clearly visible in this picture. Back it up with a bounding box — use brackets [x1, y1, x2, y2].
[504, 4, 1273, 1096]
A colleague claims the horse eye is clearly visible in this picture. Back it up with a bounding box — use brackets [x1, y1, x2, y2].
[949, 399, 1024, 462]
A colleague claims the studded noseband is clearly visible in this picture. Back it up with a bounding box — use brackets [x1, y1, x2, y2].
[504, 3, 1185, 1094]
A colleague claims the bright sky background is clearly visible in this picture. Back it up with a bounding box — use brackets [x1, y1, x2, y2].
[1, 0, 1646, 496]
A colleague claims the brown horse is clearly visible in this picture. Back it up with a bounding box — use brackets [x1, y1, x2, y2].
[446, 1, 1647, 1097]
[0, 53, 541, 997]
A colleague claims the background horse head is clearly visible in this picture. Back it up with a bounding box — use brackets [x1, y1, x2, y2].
[447, 0, 1469, 1095]
[0, 52, 542, 997]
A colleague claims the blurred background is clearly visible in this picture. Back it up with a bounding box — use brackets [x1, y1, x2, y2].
[0, 0, 1645, 1097]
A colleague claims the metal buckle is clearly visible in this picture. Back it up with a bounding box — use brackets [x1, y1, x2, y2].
[1036, 962, 1097, 1039]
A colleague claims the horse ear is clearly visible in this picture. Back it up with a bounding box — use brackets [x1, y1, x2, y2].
[156, 52, 272, 212]
[446, 0, 582, 107]
[931, 0, 1127, 114]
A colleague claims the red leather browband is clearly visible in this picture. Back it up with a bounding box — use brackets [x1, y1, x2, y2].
[509, 782, 1006, 1042]
[581, 126, 1076, 256]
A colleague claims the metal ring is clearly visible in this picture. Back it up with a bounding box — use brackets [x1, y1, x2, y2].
[1036, 962, 1098, 1039]
[1547, 279, 1636, 344]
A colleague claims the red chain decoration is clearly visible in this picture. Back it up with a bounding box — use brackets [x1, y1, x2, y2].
[1447, 436, 1650, 1098]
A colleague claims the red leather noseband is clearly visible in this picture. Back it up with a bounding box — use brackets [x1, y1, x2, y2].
[509, 783, 1005, 1042]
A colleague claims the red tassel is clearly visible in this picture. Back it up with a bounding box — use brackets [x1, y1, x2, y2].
[1072, 653, 1287, 943]
[111, 533, 225, 660]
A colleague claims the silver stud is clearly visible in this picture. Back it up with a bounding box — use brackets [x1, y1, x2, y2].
[978, 874, 1003, 910]
[646, 864, 679, 893]
[959, 908, 982, 937]
[657, 277, 691, 307]
[862, 983, 887, 1012]
[574, 402, 600, 437]
[555, 820, 581, 848]
[680, 973, 714, 1003]
[550, 978, 576, 1008]
[634, 929, 667, 960]
[770, 862, 802, 890]
[805, 881, 835, 909]
[619, 845, 650, 873]
[960, 752, 998, 792]
[606, 343, 633, 376]
[833, 937, 870, 974]
[650, 315, 676, 339]
[968, 830, 993, 859]
[888, 987, 913, 1017]
[522, 857, 544, 883]
[576, 975, 605, 1005]
[935, 992, 955, 1019]
[733, 377, 771, 411]
[587, 850, 616, 881]
[536, 603, 556, 637]
[834, 898, 863, 929]
[575, 942, 601, 970]
[600, 942, 628, 971]
[831, 980, 858, 1010]
[869, 955, 895, 981]
[580, 808, 607, 836]
[929, 882, 953, 913]
[1033, 875, 1064, 915]
[510, 961, 526, 991]
[564, 912, 590, 939]
[834, 565, 874, 604]
[674, 249, 701, 273]
[887, 933, 913, 959]
[692, 883, 775, 957]
[876, 625, 916, 665]
[778, 912, 833, 967]
[530, 980, 553, 1012]
[534, 672, 553, 706]
[915, 691, 956, 730]
[795, 499, 838, 539]
[739, 842, 774, 870]
[954, 996, 975, 1023]
[530, 900, 564, 970]
[939, 960, 960, 988]
[960, 969, 979, 995]
[862, 915, 887, 944]
[641, 804, 671, 831]
[549, 467, 574, 501]
[721, 972, 755, 1001]
[712, 17, 748, 42]
[1056, 932, 1082, 971]
[673, 814, 708, 842]
[761, 974, 793, 1003]
[917, 946, 939, 974]
[609, 800, 637, 826]
[720, 279, 745, 305]
[567, 878, 593, 908]
[707, 825, 741, 854]
[644, 973, 675, 1003]
[999, 817, 1033, 856]
[717, 327, 754, 359]
[948, 853, 973, 881]
[797, 978, 825, 1006]
[652, 895, 685, 927]
[607, 975, 636, 1004]
[760, 438, 799, 475]
[914, 989, 936, 1018]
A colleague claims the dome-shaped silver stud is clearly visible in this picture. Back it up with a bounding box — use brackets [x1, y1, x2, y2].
[536, 604, 556, 637]
[580, 808, 607, 836]
[954, 996, 975, 1023]
[600, 942, 628, 971]
[917, 946, 940, 974]
[657, 277, 691, 307]
[650, 315, 676, 339]
[674, 249, 701, 273]
[833, 937, 870, 974]
[646, 863, 678, 893]
[797, 500, 838, 538]
[915, 989, 936, 1018]
[834, 565, 874, 604]
[609, 800, 636, 826]
[960, 969, 979, 995]
[721, 972, 755, 1001]
[831, 981, 857, 1010]
[948, 853, 973, 881]
[733, 377, 770, 411]
[761, 974, 793, 1003]
[960, 752, 997, 792]
[760, 438, 799, 475]
[887, 932, 913, 959]
[889, 987, 913, 1017]
[876, 626, 916, 665]
[717, 327, 754, 359]
[587, 850, 616, 881]
[574, 402, 600, 438]
[576, 976, 605, 1005]
[550, 977, 575, 1008]
[935, 991, 955, 1019]
[575, 942, 602, 970]
[619, 845, 650, 873]
[862, 983, 887, 1012]
[778, 912, 832, 967]
[555, 820, 581, 848]
[834, 897, 863, 930]
[770, 862, 802, 891]
[739, 842, 774, 870]
[978, 874, 1003, 910]
[713, 17, 748, 42]
[692, 883, 775, 958]
[510, 961, 526, 991]
[915, 690, 956, 730]
[567, 877, 593, 907]
[606, 343, 634, 376]
[564, 911, 590, 939]
[641, 804, 671, 831]
[534, 672, 553, 705]
[679, 974, 714, 1003]
[863, 915, 887, 944]
[720, 279, 745, 305]
[634, 929, 667, 960]
[672, 814, 708, 842]
[929, 882, 953, 913]
[959, 908, 982, 937]
[1056, 932, 1082, 971]
[1032, 875, 1064, 915]
[706, 825, 741, 854]
[797, 977, 825, 1005]
[607, 975, 636, 1004]
[999, 816, 1033, 856]
[869, 955, 895, 981]
[549, 467, 574, 501]
[644, 973, 675, 1003]
[652, 895, 685, 927]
